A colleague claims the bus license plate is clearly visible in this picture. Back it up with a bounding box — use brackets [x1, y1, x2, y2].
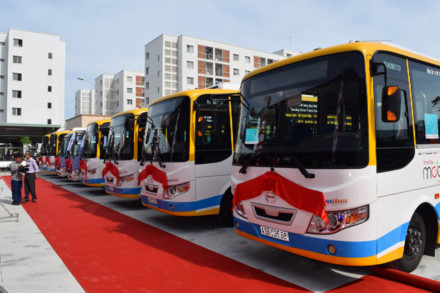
[149, 197, 158, 205]
[260, 226, 289, 241]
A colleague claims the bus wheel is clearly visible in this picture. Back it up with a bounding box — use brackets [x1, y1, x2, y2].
[217, 190, 233, 226]
[390, 213, 426, 272]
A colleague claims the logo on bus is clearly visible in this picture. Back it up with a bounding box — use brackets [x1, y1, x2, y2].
[325, 198, 348, 205]
[422, 160, 440, 180]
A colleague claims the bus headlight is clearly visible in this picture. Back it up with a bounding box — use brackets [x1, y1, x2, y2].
[234, 202, 247, 219]
[164, 182, 190, 199]
[307, 205, 369, 234]
[117, 174, 135, 186]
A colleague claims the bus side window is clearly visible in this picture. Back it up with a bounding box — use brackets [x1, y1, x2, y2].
[409, 60, 440, 144]
[374, 53, 414, 172]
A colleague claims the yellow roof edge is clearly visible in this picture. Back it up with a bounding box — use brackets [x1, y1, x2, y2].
[243, 41, 440, 81]
[88, 118, 111, 126]
[149, 89, 240, 106]
[112, 107, 149, 118]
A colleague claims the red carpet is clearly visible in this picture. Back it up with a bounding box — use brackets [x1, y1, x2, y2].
[3, 176, 306, 293]
[2, 176, 437, 293]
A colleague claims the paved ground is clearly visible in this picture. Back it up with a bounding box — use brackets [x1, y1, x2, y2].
[1, 171, 440, 292]
[0, 174, 85, 293]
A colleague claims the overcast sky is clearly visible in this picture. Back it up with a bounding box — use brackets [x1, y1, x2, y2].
[2, 0, 440, 119]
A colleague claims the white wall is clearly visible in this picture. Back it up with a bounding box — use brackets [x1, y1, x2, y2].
[4, 29, 65, 126]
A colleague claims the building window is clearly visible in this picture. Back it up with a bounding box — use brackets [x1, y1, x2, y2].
[13, 56, 22, 64]
[286, 53, 292, 57]
[48, 102, 52, 109]
[0, 75, 4, 79]
[187, 45, 194, 53]
[157, 87, 160, 93]
[187, 77, 194, 85]
[48, 86, 52, 92]
[158, 55, 161, 61]
[13, 39, 23, 47]
[146, 52, 149, 60]
[145, 67, 149, 75]
[157, 70, 160, 77]
[127, 88, 132, 93]
[48, 69, 52, 75]
[245, 70, 251, 75]
[245, 56, 251, 64]
[187, 61, 194, 69]
[48, 52, 53, 59]
[127, 99, 133, 105]
[12, 107, 22, 116]
[12, 73, 22, 81]
[12, 90, 22, 98]
[233, 54, 239, 61]
[0, 92, 4, 95]
[0, 58, 4, 62]
[0, 42, 5, 45]
[233, 68, 239, 76]
[127, 76, 133, 82]
[145, 82, 149, 89]
[47, 119, 52, 124]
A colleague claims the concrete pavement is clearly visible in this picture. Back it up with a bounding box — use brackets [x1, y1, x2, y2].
[0, 173, 84, 293]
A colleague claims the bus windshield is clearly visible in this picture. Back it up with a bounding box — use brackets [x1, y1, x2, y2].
[49, 134, 58, 156]
[142, 96, 190, 163]
[109, 114, 134, 160]
[58, 134, 71, 156]
[72, 132, 85, 157]
[234, 52, 368, 169]
[41, 136, 49, 155]
[84, 123, 98, 158]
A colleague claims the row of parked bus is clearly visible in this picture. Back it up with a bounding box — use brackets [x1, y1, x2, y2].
[38, 42, 440, 273]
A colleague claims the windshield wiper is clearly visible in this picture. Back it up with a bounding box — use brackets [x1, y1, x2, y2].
[290, 153, 315, 179]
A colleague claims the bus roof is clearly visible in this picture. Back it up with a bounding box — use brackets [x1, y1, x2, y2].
[150, 88, 240, 106]
[88, 118, 111, 126]
[243, 41, 440, 81]
[111, 108, 148, 119]
[52, 130, 74, 136]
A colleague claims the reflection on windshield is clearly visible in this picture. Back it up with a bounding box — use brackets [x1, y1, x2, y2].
[85, 123, 98, 158]
[59, 134, 72, 156]
[142, 97, 190, 162]
[109, 114, 134, 160]
[41, 137, 49, 155]
[234, 52, 368, 169]
[73, 132, 85, 157]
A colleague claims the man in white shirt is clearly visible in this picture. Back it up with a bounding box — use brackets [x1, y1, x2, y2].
[21, 151, 39, 203]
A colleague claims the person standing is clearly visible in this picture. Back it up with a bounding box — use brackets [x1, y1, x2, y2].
[21, 151, 39, 203]
[8, 153, 24, 205]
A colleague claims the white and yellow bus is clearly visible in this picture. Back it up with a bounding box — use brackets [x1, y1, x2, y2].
[81, 119, 111, 187]
[46, 130, 72, 174]
[103, 108, 148, 197]
[39, 134, 51, 171]
[232, 42, 440, 272]
[139, 89, 240, 224]
[56, 130, 74, 177]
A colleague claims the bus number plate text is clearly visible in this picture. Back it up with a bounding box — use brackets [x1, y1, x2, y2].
[260, 226, 289, 241]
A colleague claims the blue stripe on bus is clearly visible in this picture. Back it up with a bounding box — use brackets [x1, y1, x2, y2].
[105, 185, 141, 195]
[234, 217, 409, 258]
[141, 194, 223, 212]
[84, 178, 104, 184]
[435, 202, 440, 219]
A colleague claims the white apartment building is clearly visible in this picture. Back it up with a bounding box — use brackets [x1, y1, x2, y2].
[144, 34, 297, 104]
[75, 89, 94, 115]
[93, 70, 145, 116]
[0, 28, 65, 145]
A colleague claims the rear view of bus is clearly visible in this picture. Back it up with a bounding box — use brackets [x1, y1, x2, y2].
[81, 119, 110, 187]
[39, 134, 50, 172]
[232, 42, 440, 272]
[139, 89, 240, 224]
[103, 108, 148, 197]
[67, 129, 86, 181]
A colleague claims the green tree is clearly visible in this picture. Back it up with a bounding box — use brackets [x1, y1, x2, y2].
[20, 136, 31, 145]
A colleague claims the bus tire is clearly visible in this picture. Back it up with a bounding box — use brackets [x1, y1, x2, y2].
[389, 212, 426, 272]
[217, 189, 233, 226]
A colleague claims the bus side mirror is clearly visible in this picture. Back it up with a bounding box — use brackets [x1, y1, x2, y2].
[382, 86, 401, 122]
